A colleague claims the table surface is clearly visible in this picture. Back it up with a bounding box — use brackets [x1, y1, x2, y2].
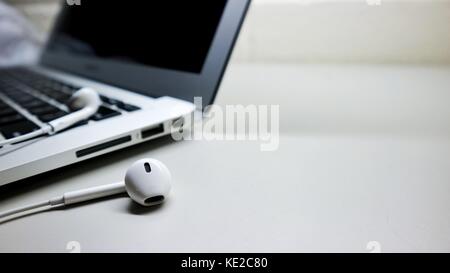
[1, 64, 450, 253]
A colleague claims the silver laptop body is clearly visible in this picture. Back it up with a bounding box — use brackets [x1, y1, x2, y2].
[0, 0, 251, 186]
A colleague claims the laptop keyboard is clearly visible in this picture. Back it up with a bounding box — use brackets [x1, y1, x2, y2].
[0, 68, 141, 143]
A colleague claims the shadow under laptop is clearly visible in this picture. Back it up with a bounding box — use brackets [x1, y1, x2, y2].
[0, 135, 181, 204]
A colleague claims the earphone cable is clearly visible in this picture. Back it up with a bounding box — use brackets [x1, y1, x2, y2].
[0, 196, 64, 221]
[0, 126, 52, 147]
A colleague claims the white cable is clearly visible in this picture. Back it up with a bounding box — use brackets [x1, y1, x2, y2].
[0, 88, 101, 148]
[0, 126, 51, 147]
[0, 183, 125, 221]
[0, 197, 64, 220]
[0, 159, 172, 222]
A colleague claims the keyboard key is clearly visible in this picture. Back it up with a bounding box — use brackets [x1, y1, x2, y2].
[0, 120, 39, 139]
[119, 104, 141, 112]
[100, 95, 141, 112]
[0, 108, 16, 117]
[0, 86, 17, 95]
[39, 111, 68, 122]
[61, 85, 78, 93]
[30, 105, 62, 116]
[91, 106, 121, 121]
[21, 100, 48, 109]
[0, 114, 25, 126]
[100, 96, 124, 107]
[52, 93, 73, 103]
[12, 94, 36, 105]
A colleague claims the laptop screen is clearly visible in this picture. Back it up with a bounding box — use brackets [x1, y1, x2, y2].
[42, 0, 250, 108]
[48, 1, 227, 74]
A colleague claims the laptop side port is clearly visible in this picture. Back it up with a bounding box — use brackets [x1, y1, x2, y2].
[76, 135, 132, 158]
[141, 123, 165, 139]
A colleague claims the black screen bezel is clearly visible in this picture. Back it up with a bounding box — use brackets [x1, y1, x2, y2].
[40, 0, 251, 108]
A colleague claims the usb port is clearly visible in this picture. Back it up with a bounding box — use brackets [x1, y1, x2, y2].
[141, 124, 165, 139]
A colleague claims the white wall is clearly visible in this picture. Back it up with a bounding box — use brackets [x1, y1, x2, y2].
[6, 0, 450, 65]
[235, 0, 450, 65]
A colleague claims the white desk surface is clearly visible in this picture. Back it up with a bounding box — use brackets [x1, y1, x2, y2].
[1, 64, 450, 253]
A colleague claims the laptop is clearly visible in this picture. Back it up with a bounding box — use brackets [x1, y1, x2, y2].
[0, 0, 251, 186]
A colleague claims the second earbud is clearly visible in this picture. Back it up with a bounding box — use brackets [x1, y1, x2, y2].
[0, 159, 172, 221]
[63, 158, 172, 207]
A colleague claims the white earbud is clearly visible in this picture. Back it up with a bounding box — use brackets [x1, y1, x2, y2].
[49, 87, 102, 133]
[124, 159, 172, 206]
[0, 87, 101, 147]
[63, 159, 171, 207]
[0, 159, 172, 221]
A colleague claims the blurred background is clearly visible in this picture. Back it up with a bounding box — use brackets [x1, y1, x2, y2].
[4, 0, 450, 65]
[1, 0, 450, 137]
[3, 0, 450, 136]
